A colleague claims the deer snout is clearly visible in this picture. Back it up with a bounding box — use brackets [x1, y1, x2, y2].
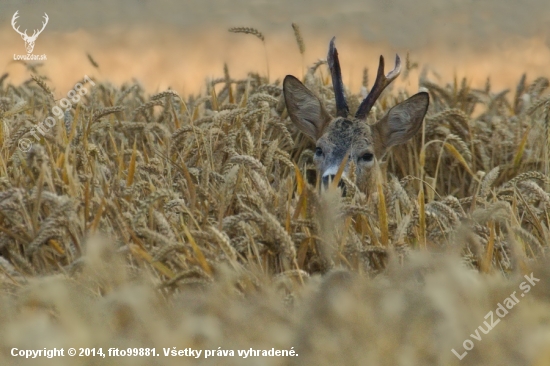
[321, 174, 335, 188]
[321, 174, 346, 191]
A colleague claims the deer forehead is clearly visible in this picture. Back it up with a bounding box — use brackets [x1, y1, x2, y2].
[318, 117, 373, 154]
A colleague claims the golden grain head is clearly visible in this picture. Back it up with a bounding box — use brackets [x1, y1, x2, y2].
[228, 26, 265, 42]
[291, 23, 305, 55]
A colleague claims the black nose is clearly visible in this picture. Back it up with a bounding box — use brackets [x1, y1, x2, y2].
[322, 174, 335, 188]
[321, 175, 346, 192]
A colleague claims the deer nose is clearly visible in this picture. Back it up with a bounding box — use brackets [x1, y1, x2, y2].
[322, 174, 335, 188]
[321, 175, 346, 191]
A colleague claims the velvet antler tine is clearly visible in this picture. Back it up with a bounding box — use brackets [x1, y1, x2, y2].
[355, 54, 401, 120]
[328, 37, 349, 118]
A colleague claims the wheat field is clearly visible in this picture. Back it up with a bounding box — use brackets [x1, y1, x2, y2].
[1, 27, 550, 365]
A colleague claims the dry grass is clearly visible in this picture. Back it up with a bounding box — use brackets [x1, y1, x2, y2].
[1, 37, 550, 365]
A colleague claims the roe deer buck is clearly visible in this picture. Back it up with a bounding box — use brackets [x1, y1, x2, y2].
[283, 38, 429, 191]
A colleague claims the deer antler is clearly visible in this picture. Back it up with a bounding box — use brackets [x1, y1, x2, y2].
[327, 37, 349, 118]
[355, 54, 402, 120]
[30, 13, 49, 39]
[11, 11, 28, 37]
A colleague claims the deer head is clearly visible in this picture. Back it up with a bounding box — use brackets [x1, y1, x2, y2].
[284, 37, 429, 190]
[12, 11, 49, 54]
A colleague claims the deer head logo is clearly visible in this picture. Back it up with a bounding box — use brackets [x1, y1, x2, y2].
[11, 11, 49, 54]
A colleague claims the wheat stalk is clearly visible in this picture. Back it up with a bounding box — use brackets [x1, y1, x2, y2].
[229, 26, 270, 81]
[31, 74, 54, 102]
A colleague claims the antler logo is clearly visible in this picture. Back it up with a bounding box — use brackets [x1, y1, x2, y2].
[11, 10, 49, 54]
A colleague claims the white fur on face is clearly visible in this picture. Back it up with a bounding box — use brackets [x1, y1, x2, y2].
[322, 165, 348, 178]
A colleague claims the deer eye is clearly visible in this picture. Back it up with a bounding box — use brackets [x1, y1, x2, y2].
[359, 152, 373, 162]
[315, 147, 324, 157]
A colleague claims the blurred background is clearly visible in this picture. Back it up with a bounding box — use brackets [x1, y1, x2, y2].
[1, 0, 550, 96]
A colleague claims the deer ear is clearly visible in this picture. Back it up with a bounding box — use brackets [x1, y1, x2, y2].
[372, 92, 429, 155]
[283, 75, 332, 141]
